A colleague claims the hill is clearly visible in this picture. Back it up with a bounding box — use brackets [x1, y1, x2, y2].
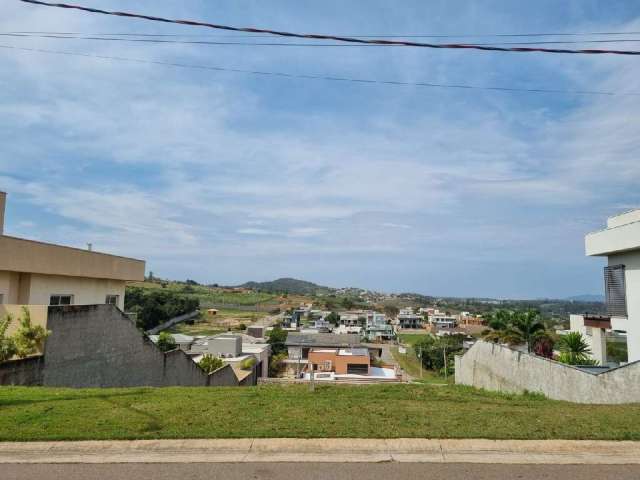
[239, 277, 330, 295]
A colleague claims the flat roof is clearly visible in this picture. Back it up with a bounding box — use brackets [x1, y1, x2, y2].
[0, 235, 145, 281]
[285, 332, 362, 348]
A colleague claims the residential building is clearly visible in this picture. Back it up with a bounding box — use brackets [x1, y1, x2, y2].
[339, 312, 364, 327]
[429, 314, 458, 329]
[187, 333, 271, 379]
[365, 312, 395, 341]
[308, 348, 370, 375]
[398, 313, 424, 329]
[285, 332, 362, 361]
[571, 208, 640, 364]
[0, 192, 145, 311]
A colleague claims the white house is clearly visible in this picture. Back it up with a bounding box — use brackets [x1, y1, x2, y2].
[571, 208, 640, 364]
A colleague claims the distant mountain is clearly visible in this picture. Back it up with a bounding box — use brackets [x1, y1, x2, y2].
[566, 294, 605, 303]
[239, 278, 330, 295]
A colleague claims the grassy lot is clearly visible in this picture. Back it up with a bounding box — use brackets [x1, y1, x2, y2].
[391, 347, 451, 384]
[398, 333, 430, 346]
[169, 309, 265, 336]
[1, 384, 640, 441]
[128, 281, 279, 307]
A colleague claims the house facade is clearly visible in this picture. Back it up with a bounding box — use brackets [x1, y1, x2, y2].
[308, 348, 370, 375]
[571, 208, 640, 364]
[398, 313, 424, 329]
[0, 192, 145, 312]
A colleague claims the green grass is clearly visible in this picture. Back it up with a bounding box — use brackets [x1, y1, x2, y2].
[1, 385, 640, 441]
[391, 347, 451, 385]
[129, 281, 279, 307]
[169, 309, 263, 336]
[398, 333, 430, 346]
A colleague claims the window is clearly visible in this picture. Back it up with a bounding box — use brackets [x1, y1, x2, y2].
[50, 295, 73, 306]
[323, 360, 332, 371]
[0, 294, 4, 305]
[106, 295, 120, 306]
[605, 265, 627, 317]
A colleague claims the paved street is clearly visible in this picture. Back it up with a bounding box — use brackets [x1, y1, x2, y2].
[5, 463, 640, 480]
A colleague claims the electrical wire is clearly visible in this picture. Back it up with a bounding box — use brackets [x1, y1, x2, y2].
[5, 32, 640, 47]
[1, 43, 638, 97]
[10, 30, 640, 39]
[18, 0, 640, 56]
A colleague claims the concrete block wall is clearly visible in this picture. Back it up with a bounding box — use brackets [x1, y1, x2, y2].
[42, 305, 239, 388]
[0, 356, 43, 386]
[455, 340, 640, 404]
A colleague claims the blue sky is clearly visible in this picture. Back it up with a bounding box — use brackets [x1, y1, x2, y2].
[2, 0, 640, 298]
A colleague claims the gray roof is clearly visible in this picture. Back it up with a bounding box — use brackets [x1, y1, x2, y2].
[285, 332, 362, 348]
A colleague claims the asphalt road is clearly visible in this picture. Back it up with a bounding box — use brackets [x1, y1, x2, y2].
[5, 463, 640, 480]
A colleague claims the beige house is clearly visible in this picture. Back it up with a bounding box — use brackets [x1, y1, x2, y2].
[0, 192, 145, 311]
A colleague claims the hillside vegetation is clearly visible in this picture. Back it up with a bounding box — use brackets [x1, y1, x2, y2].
[239, 278, 330, 295]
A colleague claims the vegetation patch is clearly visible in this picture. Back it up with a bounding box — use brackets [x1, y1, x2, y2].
[1, 385, 639, 441]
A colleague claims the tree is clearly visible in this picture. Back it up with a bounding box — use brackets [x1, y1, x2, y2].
[383, 305, 400, 319]
[157, 332, 177, 352]
[267, 326, 288, 355]
[414, 334, 464, 375]
[556, 332, 598, 366]
[507, 310, 547, 353]
[482, 310, 547, 353]
[341, 297, 355, 310]
[13, 307, 50, 359]
[0, 314, 17, 363]
[325, 312, 340, 326]
[269, 352, 288, 377]
[199, 354, 224, 373]
[125, 286, 200, 331]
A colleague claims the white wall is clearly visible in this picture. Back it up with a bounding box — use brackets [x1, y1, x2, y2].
[609, 251, 640, 362]
[456, 341, 640, 404]
[14, 273, 125, 310]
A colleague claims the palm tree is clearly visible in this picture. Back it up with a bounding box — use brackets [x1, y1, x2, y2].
[557, 332, 597, 365]
[482, 310, 547, 353]
[507, 311, 546, 353]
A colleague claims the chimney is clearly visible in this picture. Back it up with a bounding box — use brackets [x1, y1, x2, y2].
[0, 191, 6, 236]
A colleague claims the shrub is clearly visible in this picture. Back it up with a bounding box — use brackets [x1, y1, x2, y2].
[237, 323, 247, 331]
[556, 332, 597, 366]
[240, 357, 257, 370]
[269, 352, 288, 377]
[199, 355, 224, 373]
[157, 332, 177, 352]
[14, 307, 50, 359]
[0, 315, 17, 363]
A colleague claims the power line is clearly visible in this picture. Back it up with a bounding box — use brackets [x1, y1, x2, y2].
[10, 30, 640, 39]
[5, 32, 640, 48]
[18, 0, 640, 56]
[1, 43, 638, 97]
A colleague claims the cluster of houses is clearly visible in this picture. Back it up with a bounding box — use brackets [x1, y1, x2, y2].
[283, 305, 485, 340]
[149, 331, 271, 383]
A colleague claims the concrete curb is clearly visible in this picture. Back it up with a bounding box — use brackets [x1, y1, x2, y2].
[1, 439, 639, 464]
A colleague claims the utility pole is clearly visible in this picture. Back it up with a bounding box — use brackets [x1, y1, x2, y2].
[418, 345, 423, 379]
[443, 344, 448, 381]
[310, 361, 315, 392]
